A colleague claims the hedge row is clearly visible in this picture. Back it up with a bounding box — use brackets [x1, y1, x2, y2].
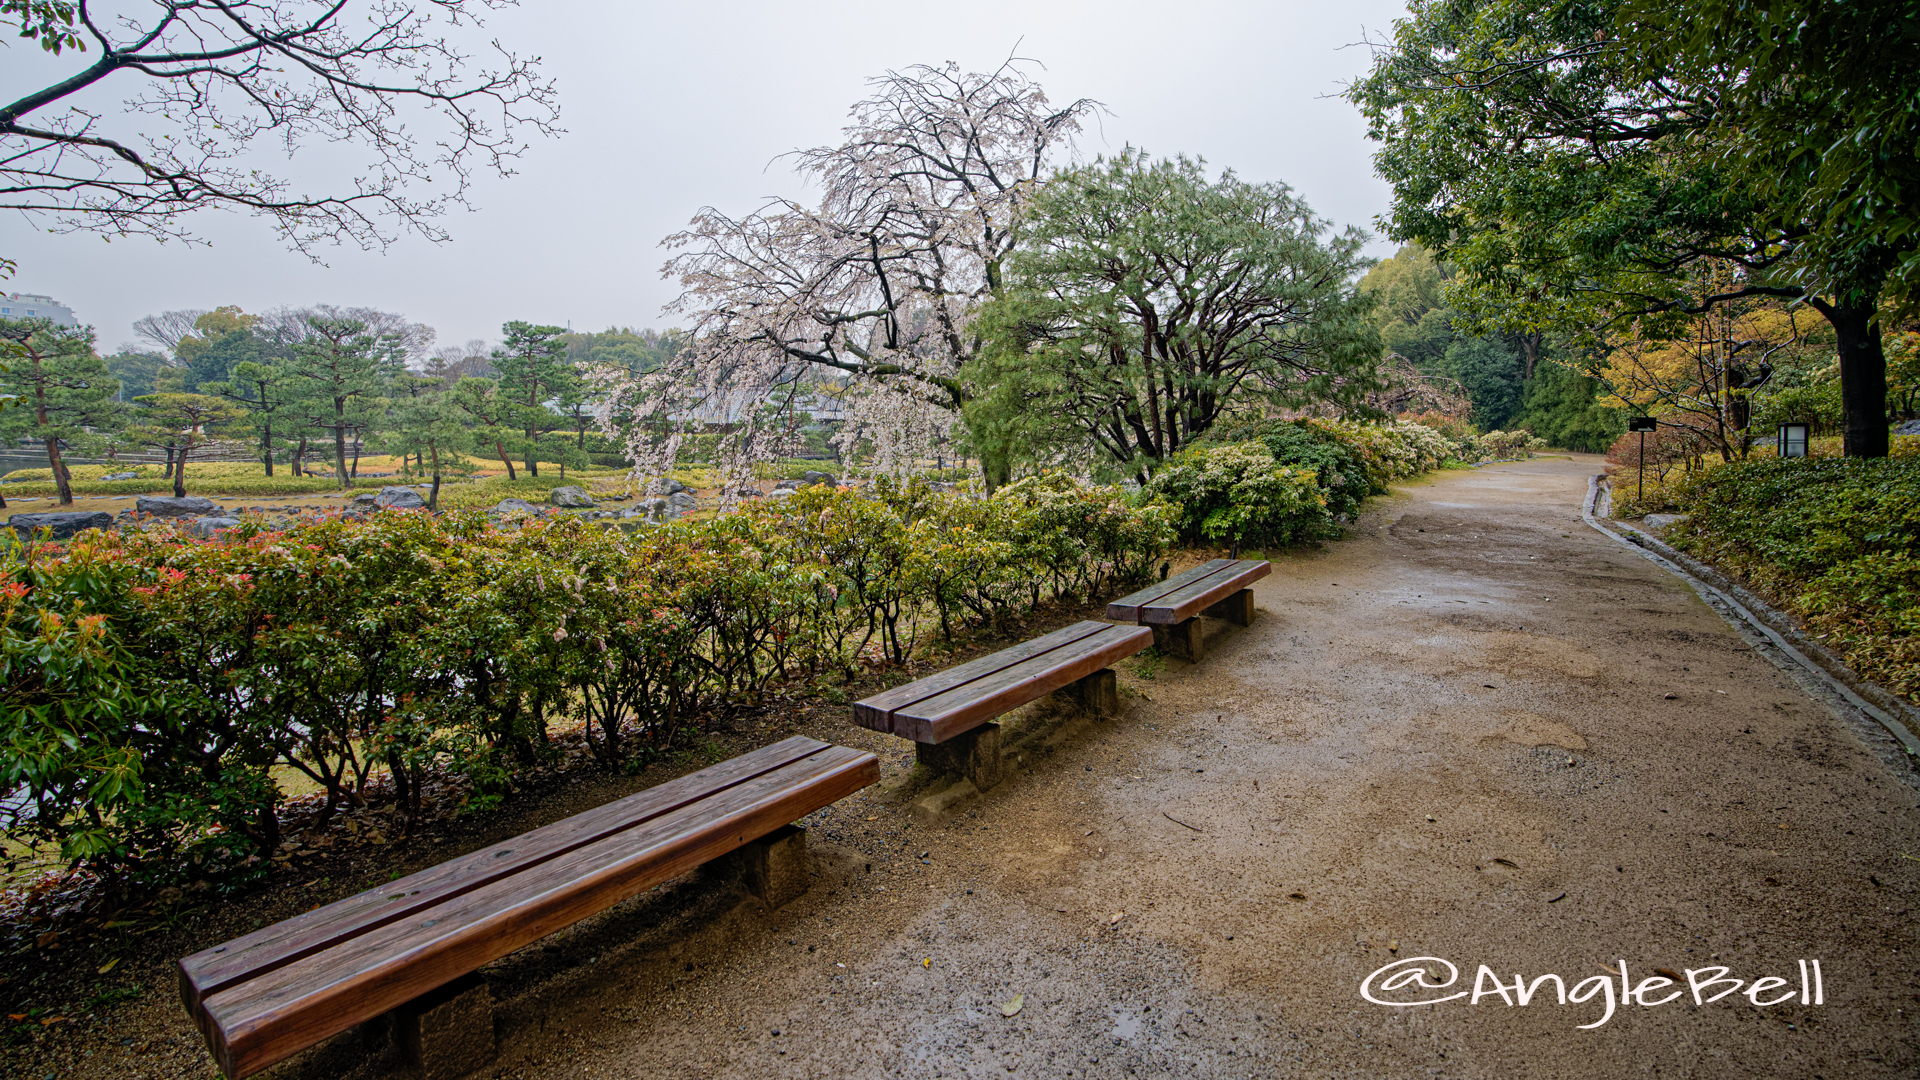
[1666, 456, 1920, 701]
[1, 475, 1173, 889]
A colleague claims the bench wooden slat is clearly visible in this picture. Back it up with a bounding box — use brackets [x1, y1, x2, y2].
[850, 620, 1114, 730]
[855, 621, 1150, 744]
[189, 741, 877, 1078]
[180, 735, 829, 1017]
[1106, 559, 1269, 625]
[1104, 559, 1235, 622]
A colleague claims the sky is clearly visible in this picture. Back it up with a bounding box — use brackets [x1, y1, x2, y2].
[3, 0, 1412, 355]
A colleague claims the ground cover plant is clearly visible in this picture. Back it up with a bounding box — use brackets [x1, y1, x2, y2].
[1663, 456, 1920, 702]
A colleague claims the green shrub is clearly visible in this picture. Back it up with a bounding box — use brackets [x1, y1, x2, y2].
[1668, 456, 1920, 699]
[1, 477, 1175, 887]
[1144, 443, 1330, 549]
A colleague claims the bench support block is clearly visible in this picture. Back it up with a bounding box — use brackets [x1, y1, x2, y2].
[739, 824, 811, 909]
[1154, 618, 1206, 661]
[1059, 667, 1119, 717]
[1202, 588, 1255, 627]
[392, 972, 494, 1080]
[917, 722, 1004, 792]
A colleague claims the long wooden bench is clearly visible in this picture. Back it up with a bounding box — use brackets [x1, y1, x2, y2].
[178, 736, 878, 1079]
[853, 620, 1151, 791]
[1105, 558, 1270, 660]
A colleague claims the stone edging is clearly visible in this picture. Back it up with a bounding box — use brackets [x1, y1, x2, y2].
[1581, 474, 1920, 771]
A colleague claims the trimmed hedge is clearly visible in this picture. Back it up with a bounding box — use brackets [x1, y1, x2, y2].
[1, 477, 1172, 888]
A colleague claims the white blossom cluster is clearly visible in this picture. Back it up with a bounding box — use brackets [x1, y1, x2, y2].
[595, 60, 1095, 498]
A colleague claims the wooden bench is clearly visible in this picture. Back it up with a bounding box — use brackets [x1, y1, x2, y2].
[178, 736, 878, 1080]
[853, 620, 1151, 791]
[1105, 558, 1270, 660]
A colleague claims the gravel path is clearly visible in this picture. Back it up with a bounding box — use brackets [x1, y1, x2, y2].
[296, 456, 1920, 1079]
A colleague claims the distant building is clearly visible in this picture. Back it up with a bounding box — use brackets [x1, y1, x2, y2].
[0, 292, 79, 327]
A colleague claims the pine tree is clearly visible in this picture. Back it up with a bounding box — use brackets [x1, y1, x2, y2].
[0, 319, 123, 505]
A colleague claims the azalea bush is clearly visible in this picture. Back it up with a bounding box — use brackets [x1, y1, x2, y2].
[0, 477, 1173, 887]
[1144, 443, 1330, 550]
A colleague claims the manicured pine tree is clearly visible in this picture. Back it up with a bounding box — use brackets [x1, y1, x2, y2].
[283, 317, 389, 489]
[491, 322, 574, 477]
[129, 393, 241, 498]
[0, 318, 124, 505]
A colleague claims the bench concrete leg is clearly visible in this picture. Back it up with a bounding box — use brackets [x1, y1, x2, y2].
[917, 722, 1004, 791]
[392, 972, 494, 1080]
[1154, 618, 1205, 661]
[740, 824, 811, 909]
[1202, 587, 1255, 627]
[1059, 667, 1119, 717]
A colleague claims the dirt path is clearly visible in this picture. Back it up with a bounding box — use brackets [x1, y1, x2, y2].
[277, 456, 1920, 1078]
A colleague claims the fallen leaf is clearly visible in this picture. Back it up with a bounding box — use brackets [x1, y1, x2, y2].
[96, 957, 119, 974]
[39, 1016, 67, 1026]
[1492, 858, 1520, 869]
[1000, 993, 1025, 1017]
[1655, 968, 1682, 981]
[6, 1014, 24, 1022]
[35, 931, 56, 949]
[922, 958, 931, 969]
[1388, 939, 1399, 953]
[1663, 693, 1678, 700]
[1600, 963, 1620, 976]
[1548, 892, 1567, 903]
[1109, 912, 1125, 925]
[1288, 893, 1307, 901]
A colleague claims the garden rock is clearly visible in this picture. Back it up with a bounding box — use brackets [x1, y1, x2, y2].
[548, 485, 596, 508]
[103, 471, 139, 481]
[190, 516, 243, 539]
[375, 486, 427, 510]
[491, 498, 543, 516]
[1896, 418, 1920, 436]
[9, 510, 114, 539]
[1642, 514, 1689, 532]
[662, 478, 689, 495]
[138, 495, 218, 518]
[668, 491, 696, 511]
[802, 470, 837, 486]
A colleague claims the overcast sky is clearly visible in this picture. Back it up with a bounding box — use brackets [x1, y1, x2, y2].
[4, 0, 1411, 354]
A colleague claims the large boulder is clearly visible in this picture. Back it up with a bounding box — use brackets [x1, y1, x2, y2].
[661, 478, 689, 496]
[667, 490, 696, 509]
[801, 470, 838, 487]
[189, 516, 243, 539]
[548, 485, 596, 508]
[137, 495, 218, 518]
[375, 486, 426, 510]
[491, 498, 543, 516]
[9, 511, 114, 539]
[1897, 418, 1920, 436]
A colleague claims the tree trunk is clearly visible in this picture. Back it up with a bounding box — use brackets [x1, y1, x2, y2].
[427, 443, 443, 512]
[261, 419, 274, 477]
[45, 436, 73, 505]
[350, 434, 360, 479]
[174, 435, 193, 498]
[1810, 293, 1889, 458]
[292, 435, 306, 476]
[333, 399, 350, 489]
[164, 444, 176, 479]
[496, 440, 517, 480]
[1519, 331, 1541, 380]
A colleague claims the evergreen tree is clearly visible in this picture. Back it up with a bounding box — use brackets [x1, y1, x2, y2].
[129, 394, 240, 498]
[283, 318, 389, 489]
[0, 319, 122, 505]
[491, 322, 573, 477]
